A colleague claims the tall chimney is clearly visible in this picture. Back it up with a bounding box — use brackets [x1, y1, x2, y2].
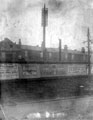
[59, 39, 62, 62]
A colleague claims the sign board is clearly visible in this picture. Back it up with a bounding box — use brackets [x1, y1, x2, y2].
[56, 64, 67, 76]
[22, 64, 40, 78]
[40, 64, 67, 77]
[0, 64, 19, 80]
[40, 64, 56, 77]
[67, 64, 87, 76]
[0, 64, 88, 80]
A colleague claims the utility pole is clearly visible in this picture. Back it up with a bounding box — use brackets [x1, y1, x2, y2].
[41, 4, 48, 61]
[83, 27, 93, 80]
[59, 39, 62, 62]
[87, 28, 91, 79]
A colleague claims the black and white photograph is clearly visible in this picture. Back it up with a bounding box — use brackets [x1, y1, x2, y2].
[0, 0, 93, 120]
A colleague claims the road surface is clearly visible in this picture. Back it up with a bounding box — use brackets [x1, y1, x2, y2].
[1, 95, 93, 120]
[1, 77, 93, 120]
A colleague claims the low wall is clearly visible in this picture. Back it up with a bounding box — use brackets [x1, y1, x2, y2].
[0, 63, 88, 80]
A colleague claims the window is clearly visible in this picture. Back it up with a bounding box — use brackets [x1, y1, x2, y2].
[25, 51, 28, 57]
[10, 44, 13, 48]
[49, 52, 52, 58]
[65, 53, 68, 60]
[1, 52, 6, 61]
[68, 53, 72, 61]
[83, 55, 86, 61]
[40, 52, 43, 58]
[7, 53, 13, 61]
[71, 54, 74, 60]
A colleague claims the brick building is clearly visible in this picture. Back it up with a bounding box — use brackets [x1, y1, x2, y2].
[0, 38, 88, 63]
[0, 38, 22, 62]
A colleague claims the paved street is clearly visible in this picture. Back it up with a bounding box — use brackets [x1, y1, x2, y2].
[1, 95, 93, 120]
[1, 77, 93, 120]
[1, 77, 86, 102]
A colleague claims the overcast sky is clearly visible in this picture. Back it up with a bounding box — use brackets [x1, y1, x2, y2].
[0, 0, 93, 50]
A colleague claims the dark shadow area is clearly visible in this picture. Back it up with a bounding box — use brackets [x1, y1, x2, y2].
[1, 76, 88, 104]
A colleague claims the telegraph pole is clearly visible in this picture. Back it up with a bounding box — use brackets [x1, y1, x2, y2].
[83, 27, 92, 80]
[87, 28, 91, 79]
[59, 39, 62, 62]
[41, 4, 48, 61]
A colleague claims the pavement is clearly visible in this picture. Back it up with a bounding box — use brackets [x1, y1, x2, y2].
[1, 77, 93, 120]
[1, 95, 93, 120]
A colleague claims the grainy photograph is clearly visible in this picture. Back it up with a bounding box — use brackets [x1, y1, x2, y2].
[0, 0, 93, 120]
